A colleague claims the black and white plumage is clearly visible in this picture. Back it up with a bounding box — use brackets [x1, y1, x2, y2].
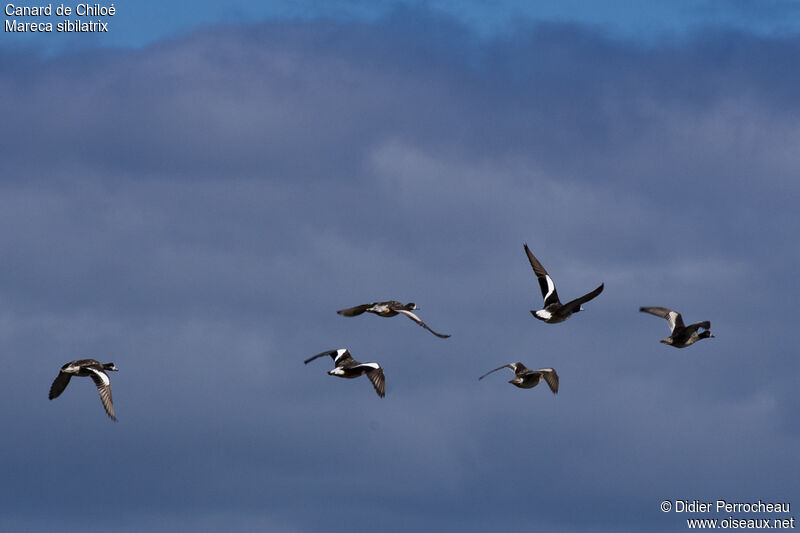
[336, 301, 450, 338]
[478, 362, 559, 394]
[639, 306, 714, 348]
[304, 348, 386, 398]
[48, 359, 118, 421]
[524, 243, 604, 323]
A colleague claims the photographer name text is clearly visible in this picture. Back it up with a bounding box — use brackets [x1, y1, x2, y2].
[675, 500, 789, 514]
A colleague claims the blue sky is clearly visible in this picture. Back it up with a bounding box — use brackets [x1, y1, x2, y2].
[2, 2, 799, 532]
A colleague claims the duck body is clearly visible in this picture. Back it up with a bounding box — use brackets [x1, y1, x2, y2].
[510, 369, 550, 389]
[661, 327, 714, 348]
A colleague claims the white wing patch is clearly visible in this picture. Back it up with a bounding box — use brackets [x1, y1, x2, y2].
[535, 310, 552, 320]
[334, 349, 349, 363]
[666, 312, 679, 332]
[543, 275, 556, 302]
[86, 367, 110, 386]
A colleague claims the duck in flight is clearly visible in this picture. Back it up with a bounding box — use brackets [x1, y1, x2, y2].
[304, 348, 386, 398]
[478, 362, 559, 394]
[524, 243, 604, 323]
[337, 301, 450, 338]
[49, 359, 118, 421]
[639, 306, 714, 348]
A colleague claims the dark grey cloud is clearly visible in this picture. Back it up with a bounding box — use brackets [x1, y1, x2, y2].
[1, 11, 798, 532]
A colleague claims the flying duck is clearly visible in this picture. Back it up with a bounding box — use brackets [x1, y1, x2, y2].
[49, 359, 118, 421]
[524, 243, 604, 323]
[304, 348, 386, 398]
[337, 301, 451, 338]
[639, 306, 714, 348]
[478, 362, 559, 393]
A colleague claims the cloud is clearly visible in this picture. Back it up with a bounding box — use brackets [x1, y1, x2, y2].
[1, 12, 798, 532]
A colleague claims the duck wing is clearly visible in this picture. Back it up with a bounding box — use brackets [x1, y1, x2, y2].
[359, 363, 386, 398]
[684, 320, 711, 334]
[48, 371, 72, 400]
[336, 352, 361, 368]
[478, 364, 514, 380]
[524, 243, 561, 307]
[539, 368, 559, 394]
[640, 306, 684, 332]
[336, 304, 372, 317]
[560, 283, 604, 314]
[304, 349, 338, 365]
[86, 367, 116, 421]
[395, 309, 451, 338]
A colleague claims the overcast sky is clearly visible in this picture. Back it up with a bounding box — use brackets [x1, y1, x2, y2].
[1, 2, 799, 532]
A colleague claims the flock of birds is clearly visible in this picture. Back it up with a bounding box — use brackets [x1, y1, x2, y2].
[49, 243, 715, 419]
